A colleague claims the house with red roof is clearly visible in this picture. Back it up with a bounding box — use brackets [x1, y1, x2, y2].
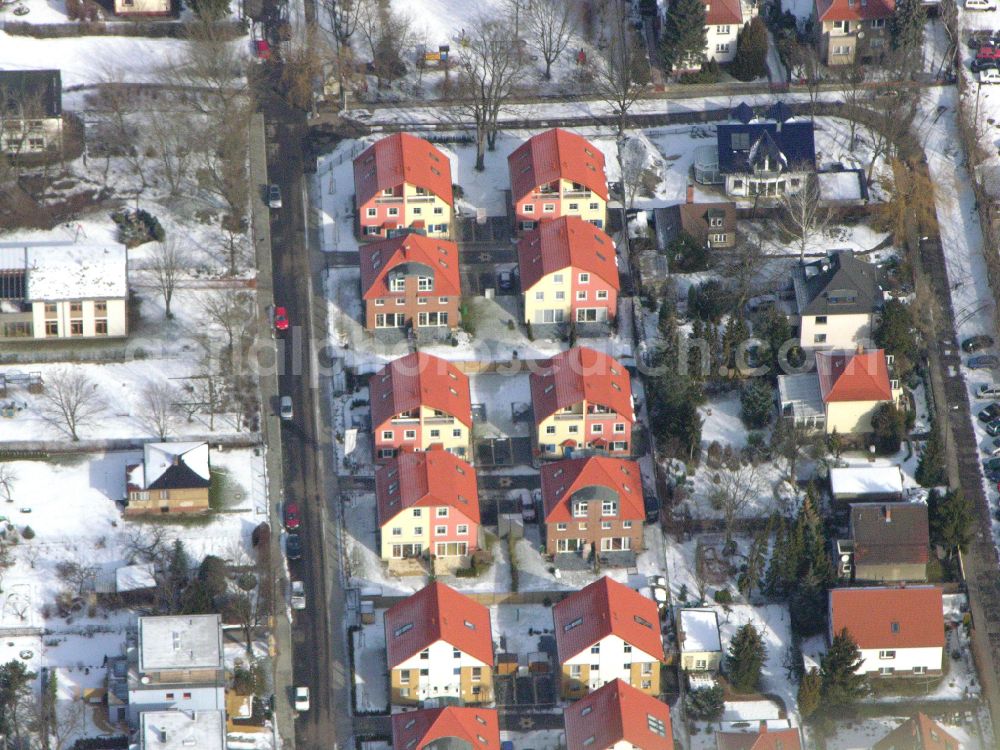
[829, 586, 945, 678]
[517, 216, 619, 327]
[384, 582, 494, 705]
[777, 348, 903, 434]
[564, 679, 673, 750]
[540, 456, 644, 558]
[529, 347, 635, 459]
[702, 0, 751, 65]
[508, 129, 608, 233]
[376, 451, 480, 571]
[815, 0, 894, 65]
[369, 352, 472, 461]
[872, 713, 961, 750]
[391, 707, 500, 750]
[353, 133, 453, 240]
[359, 233, 460, 334]
[552, 576, 664, 699]
[715, 723, 802, 750]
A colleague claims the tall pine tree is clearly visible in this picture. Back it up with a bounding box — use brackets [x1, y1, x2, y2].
[797, 668, 822, 719]
[726, 623, 767, 692]
[916, 426, 947, 487]
[929, 488, 974, 559]
[891, 0, 926, 67]
[730, 18, 769, 81]
[820, 628, 868, 707]
[661, 0, 707, 73]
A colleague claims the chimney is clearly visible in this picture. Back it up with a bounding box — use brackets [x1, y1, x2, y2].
[172, 454, 181, 466]
[759, 722, 768, 734]
[686, 183, 694, 204]
[884, 505, 891, 523]
[856, 342, 864, 355]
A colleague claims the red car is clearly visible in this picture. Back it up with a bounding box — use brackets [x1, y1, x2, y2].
[274, 306, 289, 331]
[284, 502, 300, 530]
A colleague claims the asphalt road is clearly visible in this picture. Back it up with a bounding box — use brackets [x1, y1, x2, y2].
[262, 83, 346, 748]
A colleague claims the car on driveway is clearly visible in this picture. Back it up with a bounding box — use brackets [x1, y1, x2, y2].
[286, 533, 303, 560]
[498, 270, 515, 293]
[284, 501, 301, 530]
[963, 334, 995, 352]
[969, 354, 1000, 370]
[985, 457, 1000, 480]
[274, 306, 289, 331]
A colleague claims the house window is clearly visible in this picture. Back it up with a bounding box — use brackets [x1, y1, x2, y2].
[457, 524, 468, 534]
[95, 319, 108, 335]
[388, 207, 399, 216]
[833, 45, 851, 56]
[568, 203, 579, 210]
[718, 24, 730, 33]
[523, 204, 534, 214]
[589, 202, 599, 210]
[413, 207, 422, 215]
[472, 667, 482, 681]
[815, 316, 827, 325]
[648, 715, 667, 737]
[435, 525, 447, 535]
[404, 430, 416, 440]
[413, 509, 422, 517]
[573, 503, 588, 517]
[601, 521, 612, 530]
[913, 665, 927, 674]
[879, 667, 895, 675]
[417, 277, 433, 291]
[367, 208, 377, 218]
[871, 17, 885, 27]
[576, 291, 587, 301]
[814, 334, 827, 343]
[430, 429, 440, 438]
[614, 423, 625, 433]
[70, 321, 83, 336]
[578, 522, 587, 530]
[556, 523, 568, 531]
[546, 425, 556, 435]
[568, 425, 578, 434]
[579, 273, 590, 284]
[641, 663, 652, 675]
[891, 622, 900, 633]
[623, 520, 632, 529]
[375, 299, 385, 307]
[590, 645, 600, 654]
[453, 429, 462, 437]
[543, 203, 555, 213]
[602, 500, 616, 515]
[389, 277, 405, 292]
[383, 188, 393, 196]
[710, 233, 728, 244]
[569, 664, 582, 676]
[878, 650, 896, 659]
[392, 527, 402, 536]
[596, 290, 608, 300]
[434, 206, 444, 215]
[535, 291, 545, 300]
[437, 507, 449, 517]
[555, 291, 565, 300]
[715, 43, 730, 53]
[592, 424, 603, 434]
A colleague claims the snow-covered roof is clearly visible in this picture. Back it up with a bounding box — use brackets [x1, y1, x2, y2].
[116, 563, 156, 593]
[818, 170, 864, 202]
[829, 466, 903, 497]
[131, 442, 211, 491]
[0, 242, 127, 302]
[138, 614, 223, 672]
[139, 709, 225, 750]
[679, 609, 721, 653]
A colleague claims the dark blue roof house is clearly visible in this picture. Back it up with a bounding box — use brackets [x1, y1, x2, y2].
[714, 103, 817, 199]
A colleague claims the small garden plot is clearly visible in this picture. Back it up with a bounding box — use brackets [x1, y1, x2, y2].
[342, 492, 422, 597]
[469, 372, 532, 438]
[352, 610, 389, 714]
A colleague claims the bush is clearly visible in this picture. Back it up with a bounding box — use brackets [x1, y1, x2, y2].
[20, 526, 34, 540]
[870, 402, 906, 454]
[687, 279, 733, 322]
[667, 232, 710, 271]
[679, 60, 722, 84]
[685, 685, 725, 719]
[713, 589, 733, 604]
[740, 379, 774, 428]
[111, 209, 165, 248]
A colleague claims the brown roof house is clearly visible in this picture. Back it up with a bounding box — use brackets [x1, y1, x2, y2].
[655, 187, 737, 252]
[835, 503, 929, 583]
[872, 714, 961, 750]
[126, 442, 211, 515]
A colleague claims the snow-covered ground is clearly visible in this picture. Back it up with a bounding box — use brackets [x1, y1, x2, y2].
[826, 716, 983, 750]
[353, 610, 389, 713]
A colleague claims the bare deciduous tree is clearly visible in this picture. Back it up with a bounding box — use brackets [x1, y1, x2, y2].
[147, 106, 195, 197]
[95, 63, 148, 189]
[201, 289, 255, 352]
[710, 462, 763, 548]
[319, 0, 364, 109]
[55, 561, 99, 596]
[454, 15, 525, 171]
[590, 2, 648, 137]
[527, 0, 574, 80]
[779, 175, 830, 262]
[37, 369, 106, 442]
[0, 465, 15, 504]
[148, 240, 188, 319]
[122, 526, 172, 566]
[139, 381, 182, 440]
[357, 0, 414, 90]
[618, 136, 648, 210]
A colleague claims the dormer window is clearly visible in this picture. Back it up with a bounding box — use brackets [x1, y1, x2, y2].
[418, 276, 433, 291]
[573, 502, 588, 517]
[389, 276, 405, 292]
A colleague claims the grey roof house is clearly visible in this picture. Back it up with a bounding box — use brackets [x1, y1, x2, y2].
[792, 250, 884, 350]
[835, 503, 929, 583]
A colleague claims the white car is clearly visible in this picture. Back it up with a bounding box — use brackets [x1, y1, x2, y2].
[291, 580, 306, 610]
[981, 67, 1000, 83]
[967, 0, 998, 9]
[294, 686, 310, 712]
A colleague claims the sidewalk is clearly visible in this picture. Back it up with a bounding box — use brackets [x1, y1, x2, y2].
[249, 111, 296, 750]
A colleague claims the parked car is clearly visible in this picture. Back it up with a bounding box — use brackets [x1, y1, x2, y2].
[274, 306, 289, 331]
[291, 580, 306, 610]
[253, 39, 271, 60]
[519, 489, 538, 522]
[978, 383, 1000, 400]
[497, 270, 515, 293]
[972, 47, 1000, 71]
[984, 436, 1000, 456]
[284, 501, 301, 530]
[981, 67, 1000, 83]
[967, 0, 998, 11]
[969, 354, 1000, 369]
[644, 494, 661, 523]
[985, 419, 1000, 436]
[294, 686, 310, 712]
[285, 533, 303, 560]
[963, 334, 995, 352]
[280, 395, 294, 420]
[268, 184, 283, 209]
[984, 457, 1000, 480]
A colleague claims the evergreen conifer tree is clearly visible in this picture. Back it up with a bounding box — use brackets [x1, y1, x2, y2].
[726, 623, 767, 692]
[661, 0, 708, 72]
[820, 628, 868, 707]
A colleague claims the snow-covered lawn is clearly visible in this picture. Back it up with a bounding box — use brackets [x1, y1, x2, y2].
[826, 716, 983, 750]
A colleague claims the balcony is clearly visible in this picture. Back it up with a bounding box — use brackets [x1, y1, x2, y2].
[562, 190, 593, 199]
[423, 416, 455, 425]
[554, 412, 583, 421]
[406, 196, 438, 204]
[375, 196, 403, 204]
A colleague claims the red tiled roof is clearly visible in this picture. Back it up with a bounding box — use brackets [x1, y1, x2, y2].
[564, 679, 673, 750]
[829, 586, 945, 651]
[540, 456, 644, 523]
[553, 577, 664, 663]
[716, 725, 802, 750]
[353, 133, 454, 208]
[391, 707, 501, 750]
[508, 128, 609, 203]
[376, 451, 479, 527]
[369, 353, 472, 429]
[517, 216, 620, 292]
[873, 713, 960, 750]
[384, 582, 494, 667]
[815, 0, 894, 22]
[529, 347, 634, 424]
[360, 234, 461, 300]
[816, 349, 892, 403]
[704, 0, 743, 25]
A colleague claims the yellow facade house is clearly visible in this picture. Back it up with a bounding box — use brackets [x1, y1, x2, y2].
[125, 442, 211, 515]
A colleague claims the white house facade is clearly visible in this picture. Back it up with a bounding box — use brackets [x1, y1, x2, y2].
[562, 633, 659, 692]
[393, 638, 491, 702]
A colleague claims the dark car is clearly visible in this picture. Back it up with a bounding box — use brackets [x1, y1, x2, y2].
[979, 403, 1000, 423]
[284, 502, 301, 530]
[285, 533, 303, 560]
[497, 270, 515, 293]
[986, 419, 1000, 437]
[969, 354, 1000, 370]
[985, 457, 1000, 481]
[644, 495, 660, 523]
[963, 334, 995, 352]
